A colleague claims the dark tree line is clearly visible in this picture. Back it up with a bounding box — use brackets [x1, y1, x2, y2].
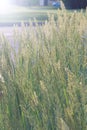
[63, 0, 87, 9]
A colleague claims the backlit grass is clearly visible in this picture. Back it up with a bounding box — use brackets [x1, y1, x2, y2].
[0, 9, 87, 130]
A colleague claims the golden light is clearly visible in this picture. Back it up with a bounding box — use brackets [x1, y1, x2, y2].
[0, 0, 11, 14]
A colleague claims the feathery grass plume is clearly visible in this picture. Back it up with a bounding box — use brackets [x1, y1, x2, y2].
[0, 9, 87, 130]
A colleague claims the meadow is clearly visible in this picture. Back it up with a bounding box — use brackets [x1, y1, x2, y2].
[0, 9, 87, 130]
[0, 6, 57, 25]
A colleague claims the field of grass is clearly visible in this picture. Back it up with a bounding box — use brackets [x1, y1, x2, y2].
[0, 6, 58, 25]
[0, 9, 87, 130]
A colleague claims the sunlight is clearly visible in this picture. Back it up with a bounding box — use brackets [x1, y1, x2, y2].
[0, 0, 11, 14]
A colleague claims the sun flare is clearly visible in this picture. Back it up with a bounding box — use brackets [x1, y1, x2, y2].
[0, 0, 11, 14]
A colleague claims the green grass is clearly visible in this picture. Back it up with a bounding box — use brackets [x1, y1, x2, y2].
[0, 9, 87, 130]
[0, 5, 58, 24]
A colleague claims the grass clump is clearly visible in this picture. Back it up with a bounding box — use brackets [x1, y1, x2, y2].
[0, 10, 87, 130]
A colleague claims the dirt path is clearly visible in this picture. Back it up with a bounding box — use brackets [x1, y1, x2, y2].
[0, 26, 22, 44]
[0, 27, 15, 37]
[0, 27, 16, 44]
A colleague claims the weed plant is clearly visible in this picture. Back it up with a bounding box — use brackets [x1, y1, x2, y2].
[0, 10, 87, 130]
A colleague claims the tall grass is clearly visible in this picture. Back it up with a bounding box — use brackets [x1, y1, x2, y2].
[0, 9, 87, 130]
